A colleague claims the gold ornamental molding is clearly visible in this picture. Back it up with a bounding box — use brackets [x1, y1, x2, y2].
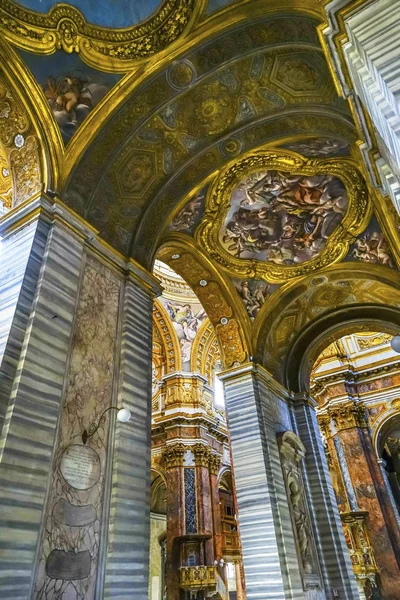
[196, 149, 371, 284]
[0, 0, 197, 71]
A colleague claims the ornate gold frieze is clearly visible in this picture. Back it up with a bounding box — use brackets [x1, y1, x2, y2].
[196, 150, 371, 283]
[0, 0, 197, 70]
[163, 442, 186, 468]
[179, 565, 217, 592]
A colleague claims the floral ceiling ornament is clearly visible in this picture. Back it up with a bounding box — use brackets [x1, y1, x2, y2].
[196, 150, 371, 283]
[0, 0, 197, 70]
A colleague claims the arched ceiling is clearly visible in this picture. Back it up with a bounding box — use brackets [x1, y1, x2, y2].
[3, 0, 400, 378]
[254, 263, 400, 391]
[58, 10, 355, 261]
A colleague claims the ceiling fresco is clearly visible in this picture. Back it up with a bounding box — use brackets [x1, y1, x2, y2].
[219, 171, 348, 264]
[279, 137, 351, 158]
[344, 215, 395, 269]
[153, 260, 207, 370]
[17, 49, 122, 143]
[59, 14, 355, 261]
[13, 0, 163, 28]
[197, 151, 370, 283]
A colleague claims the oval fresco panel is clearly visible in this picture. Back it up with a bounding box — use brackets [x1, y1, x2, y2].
[219, 170, 348, 265]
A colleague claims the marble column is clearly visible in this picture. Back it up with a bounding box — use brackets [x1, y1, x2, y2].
[327, 402, 400, 599]
[0, 197, 159, 600]
[234, 560, 244, 600]
[163, 443, 185, 600]
[209, 454, 223, 561]
[219, 363, 303, 600]
[293, 394, 359, 600]
[0, 202, 83, 599]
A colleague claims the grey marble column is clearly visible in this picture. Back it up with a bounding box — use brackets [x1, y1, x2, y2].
[293, 394, 359, 600]
[219, 363, 303, 600]
[0, 209, 84, 598]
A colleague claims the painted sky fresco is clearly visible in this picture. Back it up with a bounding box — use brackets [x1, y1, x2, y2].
[159, 297, 207, 369]
[220, 170, 348, 265]
[18, 49, 121, 144]
[14, 0, 162, 28]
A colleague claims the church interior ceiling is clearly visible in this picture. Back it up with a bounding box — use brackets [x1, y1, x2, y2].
[2, 0, 400, 377]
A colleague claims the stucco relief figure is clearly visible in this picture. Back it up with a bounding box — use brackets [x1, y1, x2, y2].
[42, 74, 110, 141]
[289, 477, 313, 574]
[220, 170, 348, 264]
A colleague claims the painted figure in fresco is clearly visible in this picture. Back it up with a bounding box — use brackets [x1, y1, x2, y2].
[162, 300, 206, 364]
[170, 195, 205, 232]
[42, 72, 110, 140]
[222, 170, 348, 264]
[352, 232, 394, 267]
[237, 280, 271, 319]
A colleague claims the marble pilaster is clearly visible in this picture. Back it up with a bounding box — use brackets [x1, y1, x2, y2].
[219, 363, 303, 600]
[293, 395, 359, 600]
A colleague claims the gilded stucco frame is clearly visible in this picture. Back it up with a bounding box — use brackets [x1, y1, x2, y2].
[196, 150, 372, 283]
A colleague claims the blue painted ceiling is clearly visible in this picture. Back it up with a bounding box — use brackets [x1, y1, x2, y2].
[13, 0, 163, 28]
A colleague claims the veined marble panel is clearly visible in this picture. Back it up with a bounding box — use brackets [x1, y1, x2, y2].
[33, 257, 120, 600]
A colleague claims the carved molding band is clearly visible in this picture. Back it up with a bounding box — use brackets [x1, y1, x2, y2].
[0, 0, 196, 70]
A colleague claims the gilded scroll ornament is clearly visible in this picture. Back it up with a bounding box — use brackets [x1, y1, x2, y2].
[215, 319, 247, 368]
[0, 0, 196, 70]
[0, 73, 42, 208]
[196, 151, 371, 283]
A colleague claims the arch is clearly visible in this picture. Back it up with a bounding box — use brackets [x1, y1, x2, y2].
[0, 39, 61, 207]
[57, 7, 357, 260]
[153, 298, 182, 373]
[156, 234, 250, 369]
[254, 262, 400, 391]
[373, 410, 400, 457]
[190, 318, 221, 382]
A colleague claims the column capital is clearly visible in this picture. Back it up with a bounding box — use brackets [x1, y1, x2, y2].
[328, 401, 367, 433]
[193, 442, 211, 468]
[209, 453, 221, 476]
[163, 443, 187, 468]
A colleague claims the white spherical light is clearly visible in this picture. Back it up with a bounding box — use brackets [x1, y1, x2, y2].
[391, 335, 400, 353]
[117, 408, 131, 423]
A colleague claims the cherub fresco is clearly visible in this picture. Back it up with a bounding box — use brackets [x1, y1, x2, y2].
[160, 298, 206, 366]
[42, 72, 111, 142]
[169, 194, 205, 234]
[234, 279, 278, 319]
[220, 170, 348, 264]
[351, 232, 394, 267]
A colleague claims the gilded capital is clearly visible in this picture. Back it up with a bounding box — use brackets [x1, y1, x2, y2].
[163, 442, 186, 468]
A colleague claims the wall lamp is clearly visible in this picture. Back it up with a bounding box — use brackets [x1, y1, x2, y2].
[213, 556, 225, 568]
[82, 406, 131, 444]
[391, 335, 400, 353]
